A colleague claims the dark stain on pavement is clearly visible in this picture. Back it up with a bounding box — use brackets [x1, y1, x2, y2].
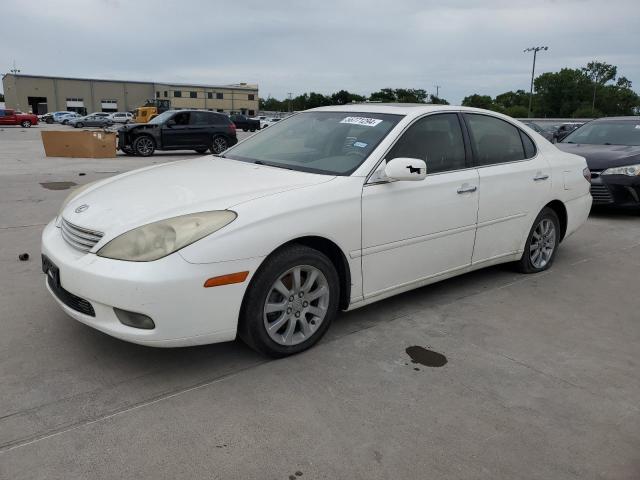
[40, 181, 77, 190]
[406, 346, 447, 368]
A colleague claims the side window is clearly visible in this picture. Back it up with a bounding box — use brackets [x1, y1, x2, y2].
[520, 131, 537, 159]
[465, 114, 526, 165]
[386, 113, 467, 174]
[172, 112, 190, 125]
[190, 112, 212, 125]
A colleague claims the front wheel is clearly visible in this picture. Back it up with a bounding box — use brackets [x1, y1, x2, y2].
[239, 245, 340, 357]
[75, 122, 84, 128]
[516, 207, 560, 273]
[210, 135, 228, 154]
[194, 148, 208, 154]
[133, 135, 156, 157]
[21, 120, 32, 128]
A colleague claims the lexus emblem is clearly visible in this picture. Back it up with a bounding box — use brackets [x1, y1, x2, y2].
[75, 204, 89, 213]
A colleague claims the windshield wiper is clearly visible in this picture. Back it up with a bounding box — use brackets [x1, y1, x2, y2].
[253, 160, 293, 170]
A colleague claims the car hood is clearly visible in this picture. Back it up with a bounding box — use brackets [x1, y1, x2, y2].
[119, 123, 159, 132]
[62, 157, 335, 235]
[555, 143, 640, 170]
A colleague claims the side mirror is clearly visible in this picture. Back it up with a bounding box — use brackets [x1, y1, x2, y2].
[384, 157, 427, 181]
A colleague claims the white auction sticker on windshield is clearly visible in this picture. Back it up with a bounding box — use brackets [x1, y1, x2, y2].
[340, 117, 383, 127]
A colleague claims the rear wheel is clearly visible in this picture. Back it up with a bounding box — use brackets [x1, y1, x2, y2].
[75, 122, 84, 128]
[21, 120, 32, 128]
[210, 135, 228, 154]
[239, 245, 339, 357]
[133, 135, 156, 157]
[516, 207, 560, 273]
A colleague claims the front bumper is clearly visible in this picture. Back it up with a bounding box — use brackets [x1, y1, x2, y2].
[41, 220, 263, 347]
[590, 171, 640, 209]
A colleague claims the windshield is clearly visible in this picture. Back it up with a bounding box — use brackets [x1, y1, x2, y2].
[148, 110, 174, 125]
[223, 111, 403, 175]
[562, 120, 640, 146]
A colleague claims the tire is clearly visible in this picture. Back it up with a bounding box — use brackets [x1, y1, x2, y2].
[239, 244, 340, 357]
[121, 145, 136, 156]
[242, 128, 248, 132]
[194, 148, 208, 154]
[210, 135, 228, 154]
[21, 120, 32, 128]
[250, 128, 255, 132]
[516, 207, 560, 274]
[133, 135, 156, 157]
[46, 118, 53, 124]
[76, 122, 84, 128]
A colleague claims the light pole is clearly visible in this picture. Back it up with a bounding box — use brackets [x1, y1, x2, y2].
[10, 59, 20, 74]
[523, 46, 548, 118]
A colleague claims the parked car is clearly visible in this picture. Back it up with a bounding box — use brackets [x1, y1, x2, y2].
[553, 122, 584, 143]
[68, 114, 114, 128]
[257, 117, 283, 129]
[522, 121, 554, 142]
[108, 112, 134, 124]
[41, 111, 78, 124]
[42, 105, 591, 357]
[556, 117, 640, 209]
[60, 112, 83, 125]
[117, 109, 237, 156]
[0, 108, 39, 127]
[230, 114, 261, 132]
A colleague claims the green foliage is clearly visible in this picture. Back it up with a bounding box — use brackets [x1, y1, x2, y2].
[369, 88, 428, 103]
[505, 105, 529, 118]
[573, 106, 602, 118]
[461, 94, 494, 109]
[429, 95, 450, 105]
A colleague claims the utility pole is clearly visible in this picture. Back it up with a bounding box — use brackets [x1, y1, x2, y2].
[434, 85, 441, 98]
[287, 92, 293, 113]
[523, 46, 548, 118]
[10, 60, 21, 74]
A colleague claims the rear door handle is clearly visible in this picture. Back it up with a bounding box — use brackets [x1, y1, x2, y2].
[457, 184, 477, 194]
[534, 173, 549, 181]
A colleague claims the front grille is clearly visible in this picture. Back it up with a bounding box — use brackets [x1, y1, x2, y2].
[60, 218, 104, 252]
[47, 274, 96, 317]
[590, 184, 614, 205]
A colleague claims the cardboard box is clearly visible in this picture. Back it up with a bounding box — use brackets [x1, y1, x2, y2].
[41, 130, 117, 158]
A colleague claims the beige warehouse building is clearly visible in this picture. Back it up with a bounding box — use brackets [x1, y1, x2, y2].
[1, 74, 259, 116]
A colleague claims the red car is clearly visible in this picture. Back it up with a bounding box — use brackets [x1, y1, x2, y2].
[0, 108, 39, 128]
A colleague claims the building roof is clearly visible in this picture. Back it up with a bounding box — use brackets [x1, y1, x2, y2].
[2, 73, 257, 90]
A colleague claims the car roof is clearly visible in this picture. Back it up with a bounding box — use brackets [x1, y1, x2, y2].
[309, 103, 501, 116]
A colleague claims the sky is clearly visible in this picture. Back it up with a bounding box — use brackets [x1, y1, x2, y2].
[1, 0, 639, 104]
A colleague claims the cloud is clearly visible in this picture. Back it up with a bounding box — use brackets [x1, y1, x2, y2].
[1, 0, 638, 103]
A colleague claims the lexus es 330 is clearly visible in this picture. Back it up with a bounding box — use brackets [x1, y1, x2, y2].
[42, 105, 591, 357]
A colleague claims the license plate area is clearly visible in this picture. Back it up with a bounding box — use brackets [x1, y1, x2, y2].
[42, 254, 60, 288]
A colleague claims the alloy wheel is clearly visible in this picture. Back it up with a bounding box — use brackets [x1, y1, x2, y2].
[529, 218, 556, 269]
[263, 265, 330, 346]
[136, 137, 154, 156]
[212, 137, 228, 154]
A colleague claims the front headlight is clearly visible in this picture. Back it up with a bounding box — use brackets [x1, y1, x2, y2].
[601, 164, 640, 176]
[97, 211, 237, 262]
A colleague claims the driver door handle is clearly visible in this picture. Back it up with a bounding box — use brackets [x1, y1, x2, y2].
[457, 184, 477, 194]
[534, 173, 550, 181]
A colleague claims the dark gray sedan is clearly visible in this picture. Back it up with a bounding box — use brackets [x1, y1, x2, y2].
[68, 114, 114, 128]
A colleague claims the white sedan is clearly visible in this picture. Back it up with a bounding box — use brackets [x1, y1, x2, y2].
[41, 105, 592, 357]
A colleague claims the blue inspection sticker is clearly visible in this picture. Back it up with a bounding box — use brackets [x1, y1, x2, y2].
[353, 141, 368, 148]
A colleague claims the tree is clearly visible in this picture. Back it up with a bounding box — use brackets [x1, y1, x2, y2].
[369, 88, 428, 103]
[504, 105, 529, 118]
[495, 90, 528, 110]
[582, 61, 617, 114]
[533, 68, 591, 117]
[461, 94, 495, 110]
[331, 90, 366, 105]
[429, 95, 449, 105]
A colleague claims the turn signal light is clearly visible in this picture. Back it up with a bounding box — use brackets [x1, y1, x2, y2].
[204, 271, 249, 288]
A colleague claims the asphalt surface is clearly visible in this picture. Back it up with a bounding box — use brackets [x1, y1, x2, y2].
[0, 123, 639, 479]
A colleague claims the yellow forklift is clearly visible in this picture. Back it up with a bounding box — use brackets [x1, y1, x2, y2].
[132, 99, 171, 123]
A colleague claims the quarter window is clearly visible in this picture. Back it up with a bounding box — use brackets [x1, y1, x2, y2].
[386, 113, 467, 174]
[520, 131, 537, 158]
[465, 114, 526, 165]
